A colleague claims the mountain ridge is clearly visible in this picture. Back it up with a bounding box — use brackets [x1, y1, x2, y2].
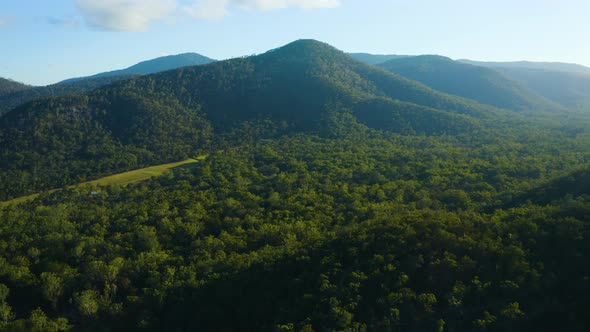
[0, 77, 32, 96]
[0, 52, 216, 116]
[458, 59, 590, 75]
[378, 55, 560, 111]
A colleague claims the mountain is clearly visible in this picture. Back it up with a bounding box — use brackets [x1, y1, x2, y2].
[492, 67, 590, 108]
[0, 53, 216, 116]
[348, 53, 410, 65]
[59, 52, 216, 84]
[120, 39, 499, 125]
[456, 59, 590, 108]
[459, 59, 590, 75]
[0, 77, 31, 96]
[0, 39, 503, 200]
[378, 55, 559, 111]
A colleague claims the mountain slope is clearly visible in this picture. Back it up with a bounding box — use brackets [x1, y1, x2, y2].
[0, 39, 497, 200]
[378, 55, 559, 111]
[348, 53, 410, 65]
[60, 52, 216, 84]
[0, 77, 31, 96]
[120, 39, 500, 124]
[0, 53, 216, 116]
[0, 74, 137, 116]
[457, 60, 590, 107]
[493, 67, 590, 108]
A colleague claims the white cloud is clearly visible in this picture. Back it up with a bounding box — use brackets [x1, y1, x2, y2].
[73, 0, 340, 30]
[184, 0, 230, 20]
[75, 0, 177, 32]
[235, 0, 340, 10]
[185, 0, 340, 20]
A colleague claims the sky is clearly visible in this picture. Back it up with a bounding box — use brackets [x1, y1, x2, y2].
[1, 0, 589, 86]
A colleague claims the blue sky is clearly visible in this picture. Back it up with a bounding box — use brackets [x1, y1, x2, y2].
[1, 0, 589, 85]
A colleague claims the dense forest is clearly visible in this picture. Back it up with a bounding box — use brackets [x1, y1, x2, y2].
[1, 131, 589, 331]
[0, 39, 589, 331]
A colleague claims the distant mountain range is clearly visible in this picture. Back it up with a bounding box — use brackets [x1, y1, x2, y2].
[458, 59, 590, 75]
[376, 55, 559, 111]
[457, 60, 590, 108]
[352, 53, 590, 109]
[59, 52, 216, 84]
[0, 52, 216, 115]
[478, 67, 590, 109]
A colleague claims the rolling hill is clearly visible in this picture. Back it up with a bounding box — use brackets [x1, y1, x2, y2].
[378, 55, 559, 111]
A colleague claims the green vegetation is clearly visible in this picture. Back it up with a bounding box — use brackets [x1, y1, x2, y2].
[0, 158, 203, 207]
[0, 93, 212, 201]
[0, 132, 589, 331]
[378, 55, 558, 111]
[78, 157, 203, 187]
[0, 75, 137, 116]
[1, 39, 506, 201]
[0, 39, 589, 331]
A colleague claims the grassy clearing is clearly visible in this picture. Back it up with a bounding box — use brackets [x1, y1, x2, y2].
[0, 157, 205, 208]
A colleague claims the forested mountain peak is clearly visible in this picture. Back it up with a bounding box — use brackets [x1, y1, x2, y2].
[258, 39, 354, 65]
[123, 52, 216, 74]
[59, 52, 216, 84]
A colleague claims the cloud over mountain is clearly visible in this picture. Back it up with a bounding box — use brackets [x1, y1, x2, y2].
[75, 0, 340, 30]
[75, 0, 177, 32]
[187, 0, 340, 19]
